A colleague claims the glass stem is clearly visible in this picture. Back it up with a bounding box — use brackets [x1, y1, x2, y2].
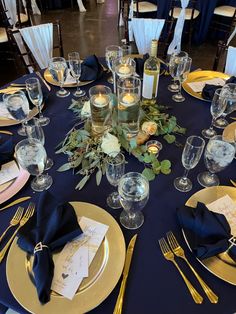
[113, 71, 116, 94]
[36, 173, 45, 184]
[38, 104, 43, 119]
[178, 80, 182, 97]
[182, 168, 189, 181]
[76, 77, 80, 92]
[209, 118, 215, 131]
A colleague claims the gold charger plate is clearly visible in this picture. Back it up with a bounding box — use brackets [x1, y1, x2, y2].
[223, 122, 236, 142]
[182, 70, 230, 102]
[6, 202, 126, 314]
[44, 69, 94, 88]
[0, 106, 39, 127]
[183, 186, 236, 285]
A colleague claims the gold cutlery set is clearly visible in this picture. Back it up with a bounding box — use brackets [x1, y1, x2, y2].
[0, 202, 35, 262]
[159, 231, 218, 304]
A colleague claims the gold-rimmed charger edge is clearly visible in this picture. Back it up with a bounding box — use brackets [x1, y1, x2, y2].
[183, 186, 236, 285]
[0, 106, 39, 127]
[182, 70, 230, 102]
[6, 202, 126, 314]
[44, 69, 94, 88]
[223, 122, 236, 142]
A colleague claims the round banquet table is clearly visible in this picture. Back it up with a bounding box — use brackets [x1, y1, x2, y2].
[0, 62, 236, 314]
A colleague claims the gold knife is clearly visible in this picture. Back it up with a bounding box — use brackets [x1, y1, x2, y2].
[0, 196, 31, 211]
[35, 71, 51, 91]
[113, 234, 137, 314]
[0, 130, 13, 135]
[230, 179, 236, 187]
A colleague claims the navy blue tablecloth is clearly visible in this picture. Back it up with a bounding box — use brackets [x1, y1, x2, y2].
[0, 65, 236, 314]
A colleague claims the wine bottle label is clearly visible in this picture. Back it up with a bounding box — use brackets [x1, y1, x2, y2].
[142, 73, 159, 99]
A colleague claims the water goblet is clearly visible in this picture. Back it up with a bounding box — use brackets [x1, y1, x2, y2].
[197, 135, 235, 187]
[25, 117, 53, 170]
[172, 56, 192, 102]
[213, 83, 236, 129]
[106, 152, 125, 209]
[68, 52, 86, 98]
[15, 138, 53, 192]
[202, 88, 226, 139]
[48, 57, 70, 98]
[25, 78, 50, 126]
[168, 51, 188, 92]
[3, 91, 29, 136]
[105, 45, 122, 88]
[174, 135, 205, 192]
[118, 172, 149, 229]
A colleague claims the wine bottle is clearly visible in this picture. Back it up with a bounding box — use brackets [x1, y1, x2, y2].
[142, 39, 160, 105]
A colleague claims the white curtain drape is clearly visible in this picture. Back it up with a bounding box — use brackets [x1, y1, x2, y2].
[227, 25, 236, 46]
[167, 0, 190, 55]
[131, 18, 165, 54]
[3, 0, 17, 26]
[19, 23, 53, 69]
[225, 46, 236, 76]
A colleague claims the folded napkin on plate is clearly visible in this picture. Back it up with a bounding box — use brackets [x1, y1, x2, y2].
[17, 191, 83, 304]
[134, 54, 168, 78]
[80, 55, 103, 81]
[202, 76, 236, 100]
[177, 202, 236, 260]
[0, 137, 13, 168]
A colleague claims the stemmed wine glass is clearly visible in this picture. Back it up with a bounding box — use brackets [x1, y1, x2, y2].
[48, 57, 70, 98]
[68, 52, 86, 98]
[105, 45, 122, 91]
[174, 135, 205, 192]
[168, 51, 188, 92]
[3, 91, 29, 136]
[213, 83, 236, 129]
[197, 135, 235, 187]
[15, 138, 53, 192]
[172, 56, 192, 102]
[202, 88, 226, 139]
[25, 78, 50, 126]
[25, 117, 53, 170]
[118, 172, 149, 229]
[106, 152, 125, 209]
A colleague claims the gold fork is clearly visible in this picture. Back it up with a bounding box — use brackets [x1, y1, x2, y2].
[166, 231, 218, 304]
[0, 207, 24, 242]
[230, 179, 236, 187]
[158, 237, 203, 304]
[0, 203, 35, 263]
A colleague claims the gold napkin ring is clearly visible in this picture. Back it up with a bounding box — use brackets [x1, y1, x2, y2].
[34, 242, 49, 254]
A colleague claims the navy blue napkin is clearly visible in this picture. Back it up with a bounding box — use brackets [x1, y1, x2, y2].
[202, 76, 236, 101]
[177, 202, 236, 260]
[0, 137, 13, 168]
[17, 191, 83, 304]
[80, 55, 103, 81]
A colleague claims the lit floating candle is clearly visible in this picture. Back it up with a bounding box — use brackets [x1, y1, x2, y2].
[94, 93, 109, 107]
[118, 65, 131, 75]
[146, 140, 162, 156]
[122, 93, 135, 105]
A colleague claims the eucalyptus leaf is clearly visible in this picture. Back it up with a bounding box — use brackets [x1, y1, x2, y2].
[143, 154, 152, 163]
[96, 169, 102, 186]
[57, 163, 72, 172]
[163, 134, 176, 144]
[76, 175, 90, 190]
[142, 168, 155, 181]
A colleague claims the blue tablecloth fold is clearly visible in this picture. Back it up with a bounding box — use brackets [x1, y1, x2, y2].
[0, 138, 13, 168]
[80, 55, 103, 81]
[17, 191, 83, 304]
[177, 202, 236, 260]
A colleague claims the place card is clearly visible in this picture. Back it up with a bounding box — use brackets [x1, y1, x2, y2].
[51, 216, 109, 300]
[207, 195, 236, 236]
[0, 161, 20, 185]
[0, 101, 14, 119]
[187, 78, 226, 93]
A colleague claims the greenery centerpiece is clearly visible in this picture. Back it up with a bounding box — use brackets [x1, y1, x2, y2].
[56, 98, 186, 190]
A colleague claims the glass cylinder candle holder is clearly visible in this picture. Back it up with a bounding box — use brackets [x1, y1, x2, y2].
[89, 85, 112, 135]
[146, 140, 162, 157]
[113, 57, 136, 79]
[117, 77, 141, 138]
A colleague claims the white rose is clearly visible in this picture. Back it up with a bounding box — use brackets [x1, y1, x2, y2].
[141, 121, 157, 135]
[101, 133, 120, 156]
[81, 100, 91, 118]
